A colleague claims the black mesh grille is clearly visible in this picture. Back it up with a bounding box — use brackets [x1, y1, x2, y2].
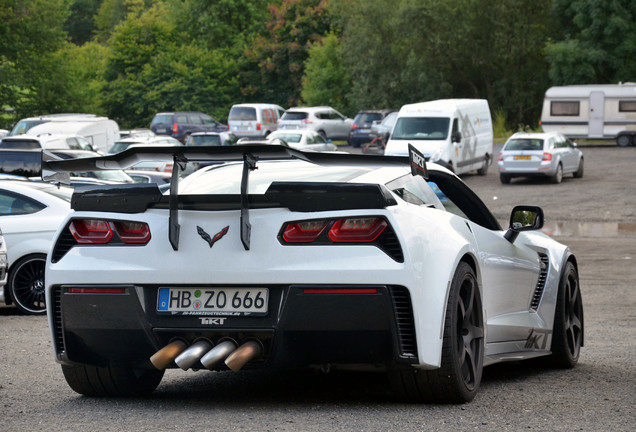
[52, 287, 65, 353]
[390, 286, 417, 359]
[530, 253, 549, 310]
[51, 227, 76, 263]
[379, 226, 404, 262]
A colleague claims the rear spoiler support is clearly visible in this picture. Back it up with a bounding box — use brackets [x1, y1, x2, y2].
[240, 152, 258, 250]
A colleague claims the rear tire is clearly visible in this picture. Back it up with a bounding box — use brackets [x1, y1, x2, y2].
[573, 158, 584, 178]
[8, 254, 47, 315]
[389, 262, 484, 403]
[547, 261, 583, 368]
[62, 362, 164, 397]
[550, 163, 563, 184]
[499, 174, 511, 184]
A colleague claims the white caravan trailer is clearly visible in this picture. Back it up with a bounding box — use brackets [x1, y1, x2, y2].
[26, 117, 120, 153]
[540, 83, 636, 146]
[384, 99, 493, 175]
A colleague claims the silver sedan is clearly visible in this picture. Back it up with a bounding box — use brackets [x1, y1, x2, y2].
[498, 132, 583, 184]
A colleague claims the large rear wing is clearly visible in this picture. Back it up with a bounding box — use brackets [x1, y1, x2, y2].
[42, 144, 425, 251]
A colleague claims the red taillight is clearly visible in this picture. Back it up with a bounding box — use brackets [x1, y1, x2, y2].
[498, 152, 503, 161]
[351, 123, 359, 130]
[69, 219, 150, 245]
[328, 217, 387, 242]
[281, 217, 388, 244]
[282, 220, 328, 243]
[114, 221, 151, 244]
[172, 123, 178, 134]
[256, 122, 261, 131]
[163, 163, 173, 173]
[69, 219, 113, 244]
[302, 118, 312, 124]
[542, 152, 552, 161]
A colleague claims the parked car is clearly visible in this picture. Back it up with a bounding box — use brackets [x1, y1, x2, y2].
[9, 113, 98, 136]
[119, 128, 155, 139]
[107, 136, 183, 154]
[228, 103, 286, 138]
[370, 111, 398, 144]
[185, 132, 238, 147]
[150, 112, 226, 142]
[278, 106, 353, 141]
[25, 117, 120, 154]
[348, 109, 395, 147]
[0, 134, 93, 150]
[0, 179, 73, 314]
[498, 132, 584, 184]
[43, 145, 582, 402]
[265, 129, 337, 152]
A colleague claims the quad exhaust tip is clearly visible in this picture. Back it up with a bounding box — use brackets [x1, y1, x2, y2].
[150, 339, 263, 372]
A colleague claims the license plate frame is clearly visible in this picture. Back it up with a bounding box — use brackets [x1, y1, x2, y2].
[514, 155, 532, 160]
[157, 287, 269, 316]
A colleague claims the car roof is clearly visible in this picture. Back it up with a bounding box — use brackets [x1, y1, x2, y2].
[508, 131, 562, 140]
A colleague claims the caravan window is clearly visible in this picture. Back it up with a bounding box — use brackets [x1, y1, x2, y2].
[551, 101, 579, 116]
[619, 101, 636, 112]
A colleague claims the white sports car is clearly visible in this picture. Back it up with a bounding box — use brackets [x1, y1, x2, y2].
[43, 145, 583, 403]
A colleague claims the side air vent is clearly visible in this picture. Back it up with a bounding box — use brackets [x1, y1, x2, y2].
[530, 253, 549, 310]
[390, 286, 417, 360]
[51, 226, 76, 263]
[52, 287, 65, 353]
[379, 226, 404, 263]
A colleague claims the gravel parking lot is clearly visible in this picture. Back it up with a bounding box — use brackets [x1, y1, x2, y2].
[0, 144, 634, 431]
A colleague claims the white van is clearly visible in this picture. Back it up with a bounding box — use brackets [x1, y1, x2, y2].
[228, 103, 286, 138]
[540, 83, 636, 146]
[384, 99, 493, 175]
[24, 117, 119, 153]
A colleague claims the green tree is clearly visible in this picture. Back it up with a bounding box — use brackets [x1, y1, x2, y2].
[546, 0, 636, 84]
[301, 32, 351, 115]
[0, 0, 70, 116]
[64, 0, 102, 45]
[243, 0, 332, 107]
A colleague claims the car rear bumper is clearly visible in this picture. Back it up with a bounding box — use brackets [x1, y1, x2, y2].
[50, 283, 418, 371]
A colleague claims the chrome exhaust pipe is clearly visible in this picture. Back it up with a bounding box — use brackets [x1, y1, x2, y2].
[200, 340, 237, 370]
[225, 340, 263, 372]
[175, 340, 213, 370]
[150, 340, 188, 370]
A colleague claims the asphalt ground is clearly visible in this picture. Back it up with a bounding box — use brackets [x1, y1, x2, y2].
[0, 143, 634, 431]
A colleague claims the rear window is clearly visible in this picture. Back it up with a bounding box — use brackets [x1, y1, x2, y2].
[151, 115, 173, 126]
[229, 107, 257, 121]
[0, 139, 41, 149]
[281, 111, 308, 121]
[188, 135, 222, 146]
[503, 139, 544, 151]
[354, 112, 383, 125]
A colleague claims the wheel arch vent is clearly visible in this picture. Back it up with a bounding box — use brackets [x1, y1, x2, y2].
[389, 286, 418, 360]
[530, 253, 549, 310]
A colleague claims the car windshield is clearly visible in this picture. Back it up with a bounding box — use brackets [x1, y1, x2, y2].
[281, 112, 308, 121]
[229, 107, 257, 121]
[392, 117, 450, 140]
[180, 161, 371, 195]
[188, 135, 222, 146]
[504, 139, 544, 151]
[9, 120, 47, 136]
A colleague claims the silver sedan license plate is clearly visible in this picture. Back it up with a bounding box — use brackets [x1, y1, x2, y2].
[157, 287, 268, 316]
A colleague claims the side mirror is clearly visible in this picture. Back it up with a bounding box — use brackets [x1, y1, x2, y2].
[504, 205, 544, 243]
[451, 131, 462, 143]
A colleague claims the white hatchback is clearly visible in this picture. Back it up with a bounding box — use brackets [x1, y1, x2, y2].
[278, 106, 353, 141]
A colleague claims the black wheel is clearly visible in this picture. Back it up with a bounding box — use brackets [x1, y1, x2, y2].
[62, 362, 164, 397]
[390, 262, 484, 403]
[548, 261, 584, 368]
[8, 254, 47, 315]
[573, 157, 584, 178]
[550, 163, 563, 184]
[616, 135, 631, 147]
[499, 174, 511, 184]
[476, 156, 489, 176]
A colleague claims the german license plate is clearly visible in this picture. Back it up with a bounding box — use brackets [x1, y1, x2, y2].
[157, 287, 268, 316]
[515, 155, 532, 160]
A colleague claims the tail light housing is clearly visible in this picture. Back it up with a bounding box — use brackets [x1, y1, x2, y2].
[279, 216, 402, 262]
[542, 152, 552, 161]
[301, 118, 313, 124]
[172, 123, 179, 134]
[498, 152, 503, 161]
[256, 123, 262, 131]
[69, 219, 150, 245]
